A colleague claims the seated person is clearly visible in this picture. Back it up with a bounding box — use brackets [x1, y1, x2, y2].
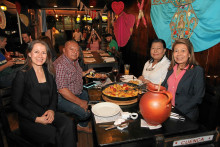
[53, 40, 93, 133]
[138, 39, 170, 84]
[12, 40, 76, 147]
[87, 29, 101, 51]
[105, 34, 119, 56]
[162, 38, 205, 121]
[0, 35, 20, 88]
[19, 31, 33, 55]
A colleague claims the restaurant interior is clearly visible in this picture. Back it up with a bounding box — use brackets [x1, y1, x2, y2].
[0, 0, 220, 146]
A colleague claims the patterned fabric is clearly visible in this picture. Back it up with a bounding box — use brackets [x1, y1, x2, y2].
[170, 4, 198, 43]
[142, 56, 170, 84]
[151, 0, 220, 52]
[53, 54, 83, 95]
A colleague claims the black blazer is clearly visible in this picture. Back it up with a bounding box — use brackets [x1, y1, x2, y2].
[12, 66, 57, 122]
[162, 65, 205, 121]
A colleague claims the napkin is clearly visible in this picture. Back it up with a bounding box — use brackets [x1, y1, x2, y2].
[100, 53, 110, 57]
[140, 119, 162, 129]
[83, 53, 93, 57]
[102, 57, 115, 63]
[83, 51, 91, 54]
[84, 58, 96, 63]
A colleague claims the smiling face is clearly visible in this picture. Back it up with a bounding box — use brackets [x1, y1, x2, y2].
[28, 43, 47, 67]
[173, 43, 190, 66]
[63, 41, 80, 61]
[150, 42, 166, 62]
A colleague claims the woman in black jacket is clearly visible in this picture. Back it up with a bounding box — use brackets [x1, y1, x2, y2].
[162, 38, 205, 121]
[12, 40, 76, 147]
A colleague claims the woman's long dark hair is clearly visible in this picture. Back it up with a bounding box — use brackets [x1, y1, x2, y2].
[24, 40, 55, 76]
[169, 38, 198, 70]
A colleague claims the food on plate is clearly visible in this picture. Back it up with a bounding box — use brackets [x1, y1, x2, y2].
[86, 73, 107, 79]
[128, 80, 139, 85]
[102, 83, 138, 98]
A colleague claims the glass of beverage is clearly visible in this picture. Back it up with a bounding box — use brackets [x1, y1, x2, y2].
[112, 67, 119, 82]
[100, 74, 107, 86]
[124, 64, 130, 75]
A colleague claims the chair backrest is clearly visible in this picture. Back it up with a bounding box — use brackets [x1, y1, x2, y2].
[198, 84, 220, 130]
[0, 96, 12, 140]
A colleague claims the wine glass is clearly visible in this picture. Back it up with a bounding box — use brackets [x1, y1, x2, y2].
[112, 67, 119, 82]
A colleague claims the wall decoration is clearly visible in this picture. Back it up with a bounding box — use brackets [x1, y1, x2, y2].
[136, 0, 147, 28]
[170, 4, 198, 43]
[20, 14, 29, 27]
[114, 12, 135, 47]
[111, 1, 124, 15]
[151, 0, 220, 52]
[0, 9, 6, 29]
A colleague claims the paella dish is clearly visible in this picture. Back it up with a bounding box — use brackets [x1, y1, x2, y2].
[102, 83, 138, 98]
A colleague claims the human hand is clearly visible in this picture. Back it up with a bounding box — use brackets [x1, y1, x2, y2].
[138, 76, 144, 82]
[43, 110, 55, 124]
[79, 100, 88, 111]
[35, 116, 50, 125]
[87, 68, 95, 74]
[6, 60, 15, 67]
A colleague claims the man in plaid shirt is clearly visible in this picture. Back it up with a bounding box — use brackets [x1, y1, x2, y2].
[53, 40, 93, 133]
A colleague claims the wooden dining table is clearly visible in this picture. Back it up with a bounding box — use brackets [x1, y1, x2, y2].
[88, 88, 219, 147]
[83, 50, 118, 70]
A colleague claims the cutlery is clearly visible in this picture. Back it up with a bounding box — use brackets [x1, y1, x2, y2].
[170, 112, 185, 121]
[104, 119, 134, 130]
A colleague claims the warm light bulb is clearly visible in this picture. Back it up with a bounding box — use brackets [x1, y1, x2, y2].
[0, 5, 7, 11]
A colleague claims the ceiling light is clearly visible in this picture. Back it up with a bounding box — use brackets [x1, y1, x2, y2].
[90, 6, 94, 8]
[54, 5, 58, 8]
[0, 4, 7, 11]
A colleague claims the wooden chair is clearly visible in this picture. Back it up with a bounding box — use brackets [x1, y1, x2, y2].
[0, 87, 12, 111]
[0, 96, 51, 147]
[198, 84, 220, 130]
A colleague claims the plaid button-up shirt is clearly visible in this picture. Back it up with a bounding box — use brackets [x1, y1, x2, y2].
[53, 54, 83, 95]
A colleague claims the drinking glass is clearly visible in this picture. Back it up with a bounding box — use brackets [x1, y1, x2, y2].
[112, 67, 119, 82]
[124, 64, 130, 75]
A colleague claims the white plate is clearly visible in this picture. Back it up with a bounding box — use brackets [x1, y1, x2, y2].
[92, 102, 121, 117]
[121, 78, 142, 85]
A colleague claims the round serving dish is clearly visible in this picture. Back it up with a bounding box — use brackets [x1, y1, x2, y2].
[102, 82, 139, 101]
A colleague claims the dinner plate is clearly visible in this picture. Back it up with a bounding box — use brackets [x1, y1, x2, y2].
[122, 79, 142, 85]
[92, 102, 121, 117]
